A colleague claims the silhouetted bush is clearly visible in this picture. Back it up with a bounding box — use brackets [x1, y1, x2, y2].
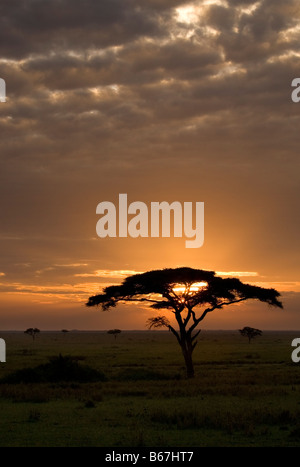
[0, 354, 107, 384]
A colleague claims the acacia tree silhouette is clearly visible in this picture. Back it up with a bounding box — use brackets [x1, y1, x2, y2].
[24, 327, 40, 341]
[86, 267, 282, 378]
[239, 326, 262, 343]
[107, 329, 122, 340]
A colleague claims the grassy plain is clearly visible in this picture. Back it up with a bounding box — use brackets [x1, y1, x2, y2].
[0, 330, 300, 447]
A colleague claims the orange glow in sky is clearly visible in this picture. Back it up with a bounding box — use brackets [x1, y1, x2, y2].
[0, 1, 299, 331]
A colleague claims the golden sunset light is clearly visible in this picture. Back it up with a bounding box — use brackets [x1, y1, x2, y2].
[172, 282, 208, 294]
[0, 0, 299, 333]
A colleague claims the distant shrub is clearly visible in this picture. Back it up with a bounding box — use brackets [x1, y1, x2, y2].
[0, 354, 107, 384]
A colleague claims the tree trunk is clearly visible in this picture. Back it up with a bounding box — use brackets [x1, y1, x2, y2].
[171, 318, 196, 378]
[181, 344, 195, 378]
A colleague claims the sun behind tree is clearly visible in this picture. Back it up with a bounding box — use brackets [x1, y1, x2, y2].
[86, 267, 283, 378]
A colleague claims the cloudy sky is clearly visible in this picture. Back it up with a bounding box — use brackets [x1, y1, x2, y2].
[0, 0, 299, 330]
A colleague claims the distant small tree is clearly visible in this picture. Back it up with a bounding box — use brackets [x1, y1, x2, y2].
[107, 329, 121, 340]
[61, 329, 69, 334]
[24, 328, 40, 341]
[239, 326, 262, 343]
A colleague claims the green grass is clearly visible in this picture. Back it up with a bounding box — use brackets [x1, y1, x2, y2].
[0, 330, 300, 446]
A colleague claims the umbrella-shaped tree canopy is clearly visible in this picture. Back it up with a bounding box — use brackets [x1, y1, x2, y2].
[86, 267, 282, 377]
[86, 267, 282, 314]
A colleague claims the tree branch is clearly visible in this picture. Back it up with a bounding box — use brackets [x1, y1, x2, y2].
[198, 297, 249, 322]
[168, 325, 181, 346]
[183, 307, 192, 327]
[188, 297, 249, 335]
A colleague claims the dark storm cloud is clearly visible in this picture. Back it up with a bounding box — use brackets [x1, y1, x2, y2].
[18, 41, 221, 93]
[206, 0, 300, 63]
[0, 0, 178, 59]
[204, 4, 236, 31]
